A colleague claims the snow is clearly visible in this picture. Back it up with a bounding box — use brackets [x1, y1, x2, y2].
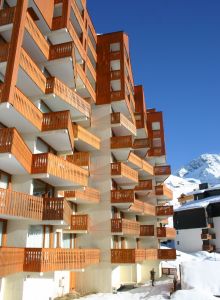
[175, 153, 220, 186]
[171, 289, 217, 300]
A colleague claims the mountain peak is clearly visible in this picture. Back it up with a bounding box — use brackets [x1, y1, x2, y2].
[175, 153, 220, 185]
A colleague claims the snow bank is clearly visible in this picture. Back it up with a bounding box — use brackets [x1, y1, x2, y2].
[171, 289, 217, 300]
[181, 261, 220, 295]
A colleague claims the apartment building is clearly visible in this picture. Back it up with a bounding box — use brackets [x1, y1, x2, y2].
[0, 0, 175, 299]
[174, 184, 220, 253]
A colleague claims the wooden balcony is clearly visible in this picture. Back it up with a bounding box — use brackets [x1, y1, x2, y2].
[42, 197, 72, 225]
[135, 180, 153, 194]
[31, 153, 88, 187]
[145, 249, 158, 260]
[154, 165, 171, 181]
[73, 124, 100, 151]
[111, 135, 133, 161]
[127, 152, 142, 170]
[0, 247, 25, 278]
[156, 206, 174, 217]
[64, 187, 100, 204]
[0, 188, 43, 220]
[41, 110, 74, 151]
[134, 112, 148, 138]
[24, 248, 100, 272]
[69, 214, 90, 232]
[66, 152, 90, 169]
[111, 249, 146, 264]
[141, 160, 154, 176]
[128, 199, 145, 215]
[155, 185, 173, 201]
[202, 244, 216, 252]
[45, 77, 91, 123]
[111, 190, 144, 214]
[111, 112, 136, 136]
[158, 249, 176, 260]
[140, 225, 155, 237]
[111, 218, 140, 236]
[133, 138, 151, 157]
[157, 227, 176, 239]
[0, 127, 32, 174]
[111, 162, 138, 188]
[0, 7, 15, 30]
[201, 233, 216, 240]
[144, 203, 156, 216]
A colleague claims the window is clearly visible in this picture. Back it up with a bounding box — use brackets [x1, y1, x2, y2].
[177, 241, 180, 245]
[0, 171, 10, 189]
[110, 42, 120, 52]
[110, 60, 121, 71]
[152, 122, 160, 130]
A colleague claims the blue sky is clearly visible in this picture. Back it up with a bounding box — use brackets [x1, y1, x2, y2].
[87, 0, 220, 171]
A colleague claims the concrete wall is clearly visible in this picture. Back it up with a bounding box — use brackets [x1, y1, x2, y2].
[213, 217, 220, 252]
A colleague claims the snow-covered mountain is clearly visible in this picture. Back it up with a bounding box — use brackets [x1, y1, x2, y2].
[165, 154, 220, 207]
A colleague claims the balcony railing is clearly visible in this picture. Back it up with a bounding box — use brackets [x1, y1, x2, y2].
[49, 41, 74, 60]
[142, 160, 154, 175]
[0, 128, 32, 173]
[135, 180, 153, 191]
[45, 77, 91, 119]
[111, 162, 138, 183]
[156, 206, 174, 217]
[64, 187, 100, 204]
[66, 152, 90, 168]
[129, 199, 144, 214]
[31, 153, 88, 187]
[133, 138, 151, 149]
[127, 152, 142, 169]
[0, 188, 43, 220]
[158, 249, 176, 260]
[73, 124, 100, 150]
[0, 43, 9, 63]
[111, 112, 136, 135]
[0, 6, 15, 27]
[140, 225, 154, 237]
[0, 247, 25, 277]
[155, 185, 173, 200]
[157, 227, 176, 239]
[111, 249, 146, 264]
[71, 214, 89, 231]
[25, 12, 49, 59]
[111, 189, 135, 203]
[144, 203, 156, 216]
[154, 165, 171, 177]
[111, 218, 140, 236]
[43, 197, 72, 225]
[145, 249, 158, 260]
[111, 135, 133, 149]
[23, 248, 100, 272]
[42, 110, 74, 148]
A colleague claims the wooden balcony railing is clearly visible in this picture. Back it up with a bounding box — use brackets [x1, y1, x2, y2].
[142, 160, 154, 175]
[0, 6, 15, 27]
[154, 165, 171, 177]
[157, 227, 176, 239]
[111, 162, 138, 183]
[111, 112, 136, 135]
[42, 110, 74, 148]
[156, 206, 174, 217]
[201, 233, 216, 240]
[0, 247, 25, 277]
[144, 203, 156, 216]
[73, 124, 100, 150]
[0, 188, 43, 220]
[111, 135, 133, 149]
[0, 43, 9, 63]
[111, 189, 135, 203]
[155, 185, 173, 200]
[133, 138, 151, 149]
[24, 248, 100, 272]
[25, 12, 49, 59]
[110, 70, 121, 80]
[0, 128, 32, 173]
[64, 187, 100, 204]
[111, 249, 145, 263]
[46, 77, 91, 119]
[140, 225, 155, 237]
[66, 152, 90, 168]
[128, 152, 142, 169]
[158, 249, 176, 260]
[71, 214, 89, 231]
[148, 147, 165, 157]
[129, 199, 144, 214]
[135, 180, 153, 191]
[20, 48, 46, 93]
[111, 218, 140, 236]
[43, 197, 72, 225]
[31, 153, 88, 186]
[49, 41, 74, 60]
[145, 249, 158, 260]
